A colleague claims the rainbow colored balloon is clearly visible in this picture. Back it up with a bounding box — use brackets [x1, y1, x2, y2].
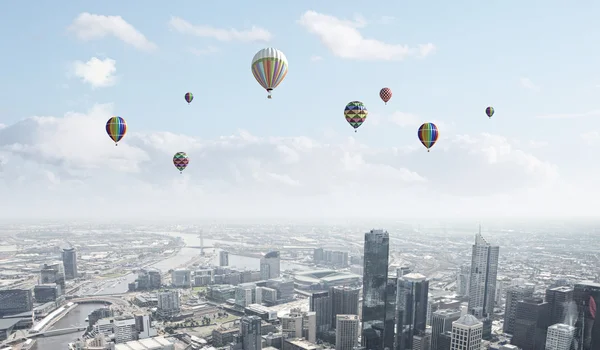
[185, 92, 193, 104]
[251, 48, 288, 99]
[418, 122, 439, 152]
[173, 152, 189, 174]
[106, 116, 127, 146]
[344, 101, 368, 132]
[485, 106, 494, 119]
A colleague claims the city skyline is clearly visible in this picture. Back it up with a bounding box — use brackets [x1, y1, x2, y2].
[1, 2, 600, 219]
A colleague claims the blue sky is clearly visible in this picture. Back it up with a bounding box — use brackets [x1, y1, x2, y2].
[0, 1, 599, 219]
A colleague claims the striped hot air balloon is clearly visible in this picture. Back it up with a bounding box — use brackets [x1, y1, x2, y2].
[106, 116, 127, 146]
[251, 48, 288, 99]
[418, 122, 439, 152]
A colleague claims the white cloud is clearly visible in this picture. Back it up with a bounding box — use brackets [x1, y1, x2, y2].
[536, 110, 600, 119]
[298, 11, 435, 61]
[310, 55, 323, 62]
[520, 77, 540, 91]
[581, 131, 600, 145]
[169, 17, 272, 42]
[188, 46, 220, 56]
[70, 57, 117, 88]
[0, 104, 573, 220]
[68, 12, 157, 52]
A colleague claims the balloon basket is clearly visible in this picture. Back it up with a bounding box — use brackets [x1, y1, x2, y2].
[180, 171, 182, 174]
[115, 143, 118, 146]
[427, 149, 430, 152]
[267, 95, 272, 99]
[354, 130, 357, 133]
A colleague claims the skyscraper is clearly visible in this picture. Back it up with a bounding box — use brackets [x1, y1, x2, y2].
[450, 314, 483, 350]
[467, 230, 499, 339]
[335, 315, 359, 350]
[503, 285, 535, 335]
[456, 264, 470, 297]
[62, 247, 78, 280]
[219, 250, 229, 266]
[511, 298, 551, 350]
[546, 323, 576, 350]
[573, 281, 600, 350]
[361, 229, 390, 350]
[310, 290, 332, 337]
[396, 273, 429, 350]
[260, 251, 280, 280]
[545, 286, 574, 326]
[431, 309, 461, 350]
[330, 286, 360, 328]
[240, 315, 262, 350]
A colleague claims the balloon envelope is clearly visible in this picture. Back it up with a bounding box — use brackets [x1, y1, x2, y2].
[418, 122, 439, 151]
[185, 92, 193, 104]
[344, 101, 368, 131]
[173, 152, 189, 172]
[486, 106, 494, 118]
[380, 88, 392, 104]
[106, 116, 127, 145]
[251, 48, 288, 98]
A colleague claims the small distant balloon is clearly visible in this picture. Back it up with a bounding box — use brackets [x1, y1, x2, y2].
[379, 87, 392, 105]
[251, 48, 289, 99]
[185, 92, 193, 104]
[486, 106, 494, 119]
[173, 152, 189, 174]
[344, 101, 368, 133]
[418, 122, 439, 152]
[106, 116, 127, 146]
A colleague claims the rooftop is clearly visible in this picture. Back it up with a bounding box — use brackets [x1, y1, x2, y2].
[454, 314, 482, 327]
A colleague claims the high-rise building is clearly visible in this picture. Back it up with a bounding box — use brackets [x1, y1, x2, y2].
[240, 315, 262, 350]
[170, 269, 191, 287]
[157, 291, 180, 317]
[335, 314, 359, 350]
[431, 309, 461, 350]
[503, 285, 535, 335]
[330, 286, 360, 328]
[309, 290, 331, 337]
[412, 332, 431, 350]
[62, 247, 78, 280]
[467, 230, 499, 340]
[437, 331, 452, 350]
[0, 289, 33, 316]
[361, 229, 390, 350]
[573, 281, 600, 350]
[260, 251, 281, 280]
[235, 283, 256, 308]
[545, 286, 574, 326]
[546, 323, 576, 350]
[450, 314, 483, 350]
[219, 251, 229, 266]
[456, 265, 470, 297]
[280, 308, 316, 344]
[396, 272, 429, 350]
[511, 298, 551, 350]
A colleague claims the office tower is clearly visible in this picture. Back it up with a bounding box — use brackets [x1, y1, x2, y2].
[335, 315, 359, 350]
[384, 277, 396, 349]
[280, 308, 317, 344]
[412, 332, 431, 350]
[330, 286, 360, 328]
[573, 281, 600, 350]
[437, 331, 452, 350]
[0, 289, 33, 316]
[157, 291, 180, 317]
[33, 284, 60, 302]
[545, 286, 574, 326]
[219, 250, 229, 266]
[467, 230, 499, 340]
[456, 265, 470, 297]
[503, 285, 535, 335]
[240, 316, 262, 350]
[171, 269, 191, 287]
[396, 272, 429, 350]
[260, 251, 281, 280]
[235, 283, 256, 308]
[361, 229, 390, 350]
[431, 309, 461, 350]
[546, 323, 576, 350]
[309, 291, 331, 337]
[511, 298, 551, 350]
[62, 247, 78, 280]
[450, 314, 483, 350]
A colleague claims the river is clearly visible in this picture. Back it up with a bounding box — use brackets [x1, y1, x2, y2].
[32, 303, 105, 350]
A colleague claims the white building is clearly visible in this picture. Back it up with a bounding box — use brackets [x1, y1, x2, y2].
[335, 314, 359, 350]
[467, 232, 499, 319]
[280, 308, 316, 344]
[450, 314, 483, 350]
[235, 283, 256, 308]
[260, 251, 280, 280]
[545, 323, 576, 350]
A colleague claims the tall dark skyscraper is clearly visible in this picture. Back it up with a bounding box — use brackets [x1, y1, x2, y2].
[467, 230, 499, 340]
[384, 277, 396, 350]
[240, 315, 262, 350]
[430, 309, 460, 350]
[310, 290, 332, 337]
[503, 285, 535, 335]
[573, 281, 600, 350]
[396, 273, 429, 350]
[330, 286, 360, 328]
[361, 229, 390, 350]
[62, 247, 78, 280]
[511, 298, 551, 350]
[545, 286, 574, 326]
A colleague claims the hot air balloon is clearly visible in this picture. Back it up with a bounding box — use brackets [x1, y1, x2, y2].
[185, 92, 193, 104]
[173, 152, 189, 174]
[106, 116, 127, 146]
[380, 87, 392, 105]
[418, 122, 438, 152]
[344, 101, 368, 133]
[251, 48, 288, 99]
[486, 106, 494, 119]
